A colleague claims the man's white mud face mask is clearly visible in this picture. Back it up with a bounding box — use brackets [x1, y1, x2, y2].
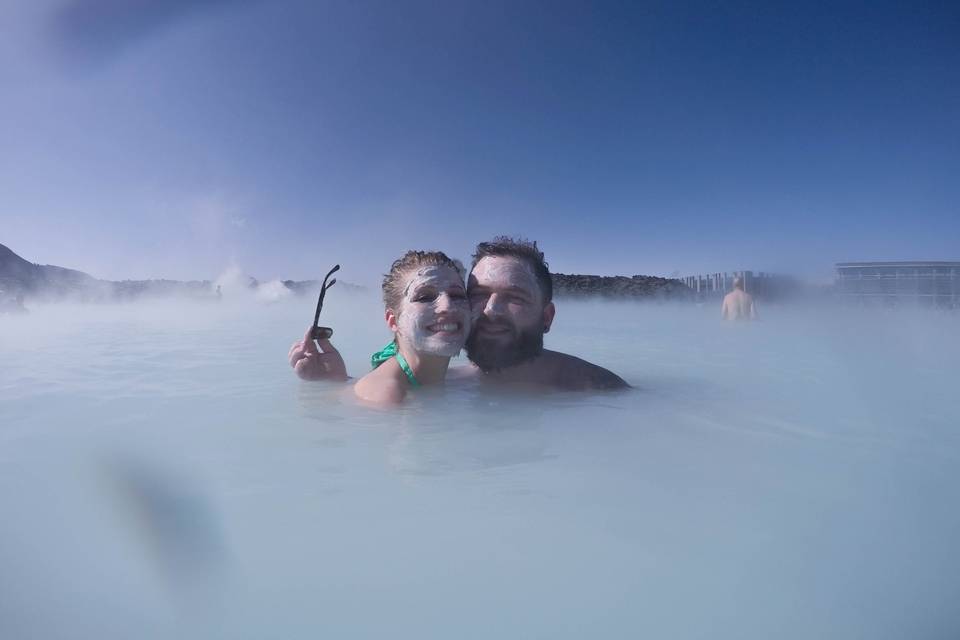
[466, 256, 548, 372]
[394, 266, 470, 357]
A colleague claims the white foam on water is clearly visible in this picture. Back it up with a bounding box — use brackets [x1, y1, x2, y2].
[1, 293, 958, 639]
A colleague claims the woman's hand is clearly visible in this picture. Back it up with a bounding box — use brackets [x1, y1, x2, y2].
[288, 327, 348, 381]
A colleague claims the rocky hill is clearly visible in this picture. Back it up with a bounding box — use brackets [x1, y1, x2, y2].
[0, 243, 364, 303]
[0, 244, 225, 302]
[2, 243, 689, 303]
[0, 243, 108, 300]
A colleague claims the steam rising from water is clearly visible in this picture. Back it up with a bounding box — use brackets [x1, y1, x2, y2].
[213, 264, 294, 303]
[1, 294, 958, 638]
[212, 264, 247, 294]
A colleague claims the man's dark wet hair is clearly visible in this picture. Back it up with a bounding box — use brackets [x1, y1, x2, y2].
[471, 236, 553, 304]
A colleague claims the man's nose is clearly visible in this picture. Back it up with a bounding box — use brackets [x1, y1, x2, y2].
[484, 293, 507, 316]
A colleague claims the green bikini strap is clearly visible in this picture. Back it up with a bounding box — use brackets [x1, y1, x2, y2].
[371, 341, 397, 368]
[394, 351, 421, 388]
[370, 341, 420, 388]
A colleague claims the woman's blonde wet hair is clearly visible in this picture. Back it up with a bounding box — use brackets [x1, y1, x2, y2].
[382, 250, 465, 312]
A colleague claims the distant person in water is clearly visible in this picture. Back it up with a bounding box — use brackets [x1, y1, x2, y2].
[288, 237, 628, 395]
[721, 276, 757, 321]
[290, 250, 471, 404]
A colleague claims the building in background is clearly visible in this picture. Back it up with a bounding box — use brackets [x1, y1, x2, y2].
[835, 262, 960, 308]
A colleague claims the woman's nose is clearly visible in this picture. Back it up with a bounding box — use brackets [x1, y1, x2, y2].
[436, 292, 456, 311]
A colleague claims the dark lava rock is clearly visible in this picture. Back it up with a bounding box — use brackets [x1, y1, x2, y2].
[552, 273, 694, 300]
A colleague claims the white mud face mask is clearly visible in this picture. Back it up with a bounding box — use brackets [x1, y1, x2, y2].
[469, 256, 540, 296]
[467, 256, 546, 327]
[396, 266, 470, 358]
[465, 256, 548, 371]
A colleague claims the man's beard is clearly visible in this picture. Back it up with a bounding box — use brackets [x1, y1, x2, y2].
[466, 321, 544, 373]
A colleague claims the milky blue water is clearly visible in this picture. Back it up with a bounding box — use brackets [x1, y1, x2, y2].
[2, 293, 958, 639]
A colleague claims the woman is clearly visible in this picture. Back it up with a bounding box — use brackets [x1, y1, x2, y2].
[289, 250, 471, 405]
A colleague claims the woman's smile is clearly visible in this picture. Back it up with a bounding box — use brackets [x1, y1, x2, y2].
[426, 321, 464, 335]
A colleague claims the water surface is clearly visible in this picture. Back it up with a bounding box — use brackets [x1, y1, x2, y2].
[2, 294, 958, 638]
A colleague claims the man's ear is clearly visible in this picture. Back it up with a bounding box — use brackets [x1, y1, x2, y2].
[542, 301, 556, 334]
[385, 309, 400, 334]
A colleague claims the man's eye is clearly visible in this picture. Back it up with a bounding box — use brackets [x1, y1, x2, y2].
[413, 293, 437, 302]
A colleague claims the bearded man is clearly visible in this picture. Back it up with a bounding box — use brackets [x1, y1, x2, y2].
[460, 237, 627, 390]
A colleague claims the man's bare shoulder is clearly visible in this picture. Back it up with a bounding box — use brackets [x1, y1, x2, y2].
[541, 350, 630, 391]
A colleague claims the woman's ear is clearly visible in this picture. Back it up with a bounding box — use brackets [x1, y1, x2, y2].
[385, 308, 400, 334]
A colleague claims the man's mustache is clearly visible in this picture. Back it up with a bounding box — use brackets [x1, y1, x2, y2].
[471, 319, 515, 334]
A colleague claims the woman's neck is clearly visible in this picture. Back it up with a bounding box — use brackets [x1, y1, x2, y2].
[395, 342, 451, 385]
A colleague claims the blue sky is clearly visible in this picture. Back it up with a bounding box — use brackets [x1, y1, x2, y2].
[1, 0, 957, 285]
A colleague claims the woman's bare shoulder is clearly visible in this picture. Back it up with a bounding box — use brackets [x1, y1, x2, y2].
[354, 364, 408, 405]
